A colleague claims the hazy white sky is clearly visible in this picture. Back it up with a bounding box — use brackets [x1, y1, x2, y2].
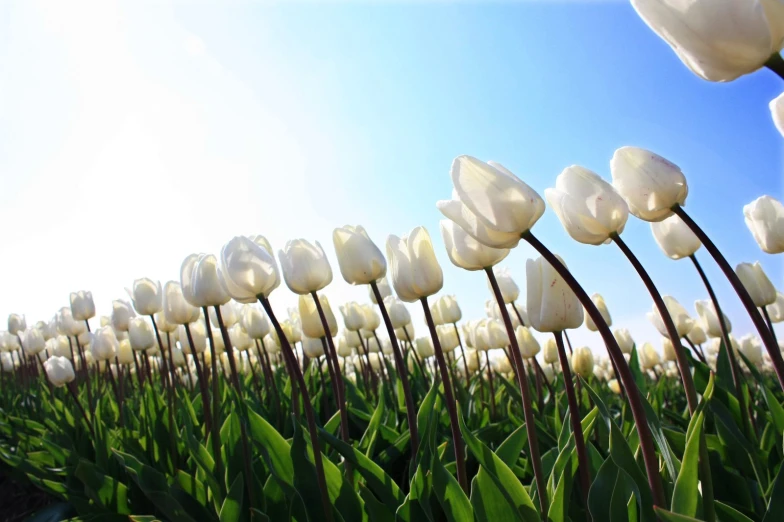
[1, 0, 781, 357]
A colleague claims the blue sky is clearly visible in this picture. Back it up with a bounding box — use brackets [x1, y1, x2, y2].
[0, 0, 782, 354]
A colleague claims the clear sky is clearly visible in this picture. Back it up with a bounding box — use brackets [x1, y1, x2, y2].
[1, 0, 782, 356]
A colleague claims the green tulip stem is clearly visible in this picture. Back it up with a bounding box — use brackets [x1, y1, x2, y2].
[73, 334, 94, 419]
[453, 323, 470, 382]
[201, 307, 225, 486]
[674, 206, 784, 391]
[523, 230, 666, 508]
[370, 282, 420, 457]
[554, 331, 591, 511]
[683, 337, 707, 365]
[483, 351, 497, 419]
[184, 323, 212, 435]
[259, 296, 333, 522]
[612, 234, 698, 413]
[67, 381, 94, 438]
[319, 338, 339, 410]
[421, 296, 469, 494]
[165, 331, 179, 394]
[532, 357, 554, 407]
[765, 53, 784, 81]
[485, 267, 549, 516]
[403, 329, 427, 381]
[311, 292, 353, 474]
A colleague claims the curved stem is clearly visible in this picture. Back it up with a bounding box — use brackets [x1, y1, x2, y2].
[260, 296, 333, 522]
[554, 332, 591, 513]
[453, 323, 470, 381]
[486, 267, 549, 515]
[421, 297, 468, 494]
[484, 351, 496, 419]
[370, 282, 419, 456]
[683, 337, 707, 365]
[674, 206, 784, 391]
[766, 53, 784, 81]
[523, 231, 665, 508]
[613, 234, 698, 413]
[763, 307, 779, 347]
[184, 323, 212, 435]
[201, 307, 225, 484]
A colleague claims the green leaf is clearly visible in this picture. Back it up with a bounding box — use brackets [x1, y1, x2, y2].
[74, 459, 130, 514]
[763, 455, 784, 522]
[713, 501, 755, 522]
[653, 507, 703, 522]
[220, 474, 244, 522]
[671, 410, 704, 517]
[431, 448, 473, 522]
[359, 384, 386, 458]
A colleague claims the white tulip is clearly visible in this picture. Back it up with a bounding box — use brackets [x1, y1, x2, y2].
[650, 214, 701, 260]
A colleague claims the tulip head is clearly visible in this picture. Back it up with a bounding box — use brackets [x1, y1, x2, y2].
[735, 261, 777, 307]
[383, 296, 411, 328]
[640, 342, 661, 371]
[333, 225, 387, 285]
[278, 239, 333, 295]
[111, 300, 136, 332]
[662, 338, 677, 363]
[217, 236, 281, 303]
[437, 324, 459, 352]
[490, 267, 519, 304]
[440, 220, 509, 271]
[545, 165, 629, 245]
[687, 322, 707, 346]
[437, 155, 545, 248]
[299, 294, 338, 339]
[70, 291, 96, 321]
[526, 255, 584, 333]
[768, 292, 784, 323]
[611, 147, 688, 222]
[228, 324, 252, 351]
[739, 334, 764, 367]
[340, 302, 366, 331]
[21, 328, 46, 356]
[302, 336, 325, 358]
[695, 299, 732, 338]
[572, 347, 594, 378]
[91, 326, 119, 361]
[515, 326, 541, 359]
[584, 293, 612, 332]
[543, 337, 558, 364]
[386, 227, 443, 303]
[117, 339, 134, 365]
[613, 328, 635, 354]
[650, 214, 701, 260]
[433, 295, 462, 325]
[394, 323, 415, 342]
[744, 195, 784, 254]
[57, 307, 85, 336]
[163, 281, 200, 325]
[240, 306, 270, 339]
[183, 254, 231, 308]
[44, 356, 75, 387]
[127, 279, 162, 316]
[128, 317, 155, 351]
[647, 296, 694, 338]
[369, 277, 392, 304]
[179, 322, 208, 354]
[415, 337, 435, 359]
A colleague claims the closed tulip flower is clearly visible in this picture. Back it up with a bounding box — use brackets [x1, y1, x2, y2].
[695, 299, 732, 338]
[229, 324, 252, 351]
[662, 338, 677, 362]
[383, 297, 410, 328]
[179, 322, 207, 354]
[771, 92, 784, 138]
[127, 279, 162, 316]
[490, 267, 519, 304]
[515, 326, 541, 359]
[433, 295, 462, 324]
[117, 339, 134, 365]
[171, 346, 186, 367]
[340, 302, 365, 331]
[640, 343, 661, 371]
[527, 255, 584, 332]
[278, 239, 333, 295]
[44, 356, 75, 387]
[216, 236, 281, 304]
[415, 337, 435, 359]
[736, 261, 777, 307]
[299, 294, 338, 338]
[57, 307, 85, 336]
[21, 328, 45, 356]
[739, 334, 764, 367]
[48, 336, 71, 359]
[608, 379, 621, 394]
[611, 147, 688, 222]
[687, 323, 707, 346]
[41, 318, 58, 341]
[128, 317, 155, 352]
[437, 156, 545, 248]
[182, 254, 231, 308]
[91, 326, 118, 361]
[494, 354, 513, 374]
[743, 195, 784, 254]
[70, 291, 96, 321]
[572, 347, 594, 378]
[333, 225, 387, 285]
[361, 304, 381, 331]
[543, 337, 559, 364]
[584, 293, 612, 332]
[437, 324, 460, 352]
[209, 301, 239, 329]
[440, 220, 510, 270]
[650, 214, 702, 260]
[302, 336, 325, 358]
[545, 165, 629, 245]
[613, 328, 635, 354]
[110, 300, 135, 332]
[7, 314, 26, 335]
[631, 0, 784, 82]
[240, 306, 270, 339]
[648, 296, 694, 337]
[386, 227, 443, 302]
[369, 277, 392, 304]
[395, 323, 415, 342]
[767, 292, 784, 323]
[163, 281, 200, 325]
[336, 335, 354, 357]
[464, 350, 481, 373]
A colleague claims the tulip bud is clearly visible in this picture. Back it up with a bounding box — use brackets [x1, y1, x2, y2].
[127, 279, 162, 316]
[361, 304, 381, 332]
[240, 306, 270, 339]
[687, 323, 707, 346]
[768, 292, 784, 323]
[608, 378, 621, 395]
[434, 295, 462, 325]
[662, 338, 677, 362]
[695, 299, 732, 338]
[437, 156, 545, 248]
[386, 227, 444, 302]
[21, 328, 46, 356]
[494, 354, 513, 374]
[743, 195, 784, 254]
[48, 336, 72, 358]
[278, 239, 333, 295]
[640, 342, 661, 371]
[302, 336, 325, 358]
[171, 346, 186, 367]
[179, 322, 207, 355]
[771, 92, 784, 138]
[299, 294, 338, 339]
[182, 254, 231, 308]
[368, 277, 392, 304]
[631, 0, 784, 82]
[440, 219, 510, 270]
[394, 323, 415, 342]
[42, 318, 58, 341]
[543, 337, 558, 364]
[365, 336, 381, 353]
[526, 255, 584, 333]
[647, 296, 694, 338]
[91, 326, 119, 361]
[163, 281, 200, 325]
[541, 363, 555, 384]
[735, 261, 777, 307]
[332, 225, 387, 285]
[464, 350, 481, 373]
[650, 214, 701, 260]
[545, 165, 629, 245]
[262, 334, 279, 355]
[611, 147, 688, 222]
[7, 314, 26, 335]
[99, 316, 111, 328]
[128, 317, 155, 351]
[415, 337, 435, 359]
[584, 294, 612, 332]
[383, 297, 410, 328]
[209, 301, 239, 329]
[613, 328, 634, 354]
[572, 347, 594, 378]
[117, 339, 134, 365]
[229, 324, 252, 351]
[69, 291, 96, 321]
[437, 324, 459, 352]
[216, 236, 281, 303]
[336, 334, 354, 358]
[44, 356, 75, 387]
[490, 267, 519, 304]
[515, 326, 540, 359]
[739, 334, 764, 367]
